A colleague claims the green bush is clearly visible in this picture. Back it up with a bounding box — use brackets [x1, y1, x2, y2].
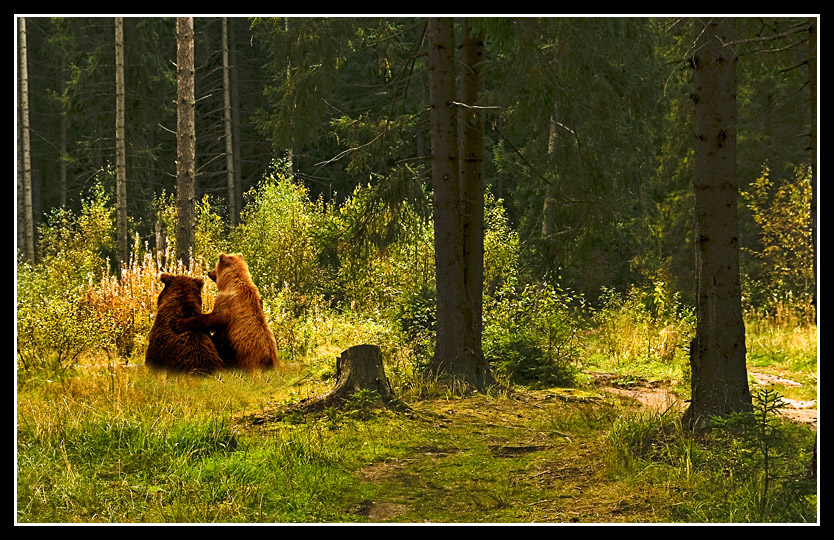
[397, 285, 436, 340]
[17, 184, 119, 376]
[16, 261, 113, 376]
[34, 181, 115, 291]
[232, 164, 324, 300]
[483, 281, 580, 387]
[589, 283, 694, 366]
[741, 163, 814, 313]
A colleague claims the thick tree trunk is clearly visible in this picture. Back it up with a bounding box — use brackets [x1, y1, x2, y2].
[458, 20, 488, 372]
[682, 17, 752, 428]
[115, 17, 128, 266]
[422, 17, 495, 392]
[807, 17, 817, 321]
[426, 16, 465, 380]
[176, 17, 196, 266]
[286, 345, 398, 414]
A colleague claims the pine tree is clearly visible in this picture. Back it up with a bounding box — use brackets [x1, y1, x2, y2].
[682, 17, 752, 427]
[222, 17, 237, 226]
[18, 17, 35, 263]
[176, 17, 196, 266]
[423, 17, 494, 391]
[115, 17, 127, 266]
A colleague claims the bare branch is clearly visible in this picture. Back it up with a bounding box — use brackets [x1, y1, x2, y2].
[722, 23, 810, 47]
[449, 101, 501, 111]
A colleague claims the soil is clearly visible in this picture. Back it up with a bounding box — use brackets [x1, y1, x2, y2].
[589, 371, 817, 428]
[749, 372, 818, 427]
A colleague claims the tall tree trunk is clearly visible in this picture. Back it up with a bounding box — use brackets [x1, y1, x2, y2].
[19, 17, 35, 264]
[459, 20, 486, 365]
[59, 57, 68, 209]
[18, 101, 24, 254]
[423, 17, 494, 392]
[807, 17, 817, 321]
[230, 18, 243, 222]
[222, 17, 237, 226]
[284, 16, 294, 177]
[176, 17, 196, 267]
[682, 17, 752, 427]
[115, 17, 128, 266]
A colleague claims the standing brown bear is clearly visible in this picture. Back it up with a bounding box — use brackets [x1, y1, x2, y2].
[174, 253, 279, 369]
[145, 273, 224, 374]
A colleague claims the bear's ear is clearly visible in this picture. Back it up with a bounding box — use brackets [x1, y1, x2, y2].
[193, 277, 204, 289]
[160, 273, 175, 284]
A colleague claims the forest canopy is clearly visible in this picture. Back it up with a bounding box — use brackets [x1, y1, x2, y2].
[16, 16, 816, 364]
[16, 16, 815, 312]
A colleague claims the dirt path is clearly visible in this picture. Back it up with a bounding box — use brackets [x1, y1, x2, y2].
[749, 372, 817, 427]
[589, 371, 817, 428]
[588, 372, 685, 413]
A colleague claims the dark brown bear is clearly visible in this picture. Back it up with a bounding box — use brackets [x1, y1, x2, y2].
[174, 253, 279, 369]
[145, 273, 224, 374]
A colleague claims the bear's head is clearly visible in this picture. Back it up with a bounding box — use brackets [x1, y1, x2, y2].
[208, 253, 251, 288]
[158, 273, 204, 312]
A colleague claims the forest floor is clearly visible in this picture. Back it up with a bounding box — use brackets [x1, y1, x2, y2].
[589, 371, 817, 427]
[234, 368, 816, 523]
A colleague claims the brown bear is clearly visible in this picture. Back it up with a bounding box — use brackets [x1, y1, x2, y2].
[174, 253, 279, 370]
[145, 273, 224, 374]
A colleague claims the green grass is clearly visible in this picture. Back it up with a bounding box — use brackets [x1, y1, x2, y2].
[16, 303, 817, 524]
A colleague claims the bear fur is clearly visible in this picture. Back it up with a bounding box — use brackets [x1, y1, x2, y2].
[145, 273, 224, 374]
[174, 253, 279, 369]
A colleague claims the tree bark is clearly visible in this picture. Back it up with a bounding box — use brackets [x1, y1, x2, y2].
[229, 19, 243, 223]
[807, 17, 817, 321]
[19, 17, 35, 264]
[59, 57, 68, 210]
[115, 17, 128, 266]
[682, 17, 752, 428]
[222, 17, 237, 227]
[423, 17, 495, 392]
[459, 20, 487, 367]
[285, 344, 398, 414]
[176, 17, 196, 267]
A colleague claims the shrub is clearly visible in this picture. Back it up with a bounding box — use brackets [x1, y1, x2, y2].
[17, 184, 118, 376]
[483, 192, 520, 296]
[16, 260, 112, 376]
[315, 173, 435, 315]
[588, 283, 694, 366]
[232, 163, 323, 300]
[34, 181, 115, 291]
[483, 281, 581, 387]
[741, 163, 814, 315]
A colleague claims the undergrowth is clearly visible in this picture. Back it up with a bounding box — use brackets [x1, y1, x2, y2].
[16, 170, 816, 524]
[604, 388, 816, 523]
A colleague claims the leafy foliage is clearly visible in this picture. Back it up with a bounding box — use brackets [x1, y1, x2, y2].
[484, 281, 581, 387]
[232, 161, 324, 300]
[588, 283, 694, 366]
[17, 182, 116, 376]
[17, 261, 111, 376]
[741, 163, 814, 311]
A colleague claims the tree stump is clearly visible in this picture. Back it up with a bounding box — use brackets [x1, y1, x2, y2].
[287, 344, 400, 414]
